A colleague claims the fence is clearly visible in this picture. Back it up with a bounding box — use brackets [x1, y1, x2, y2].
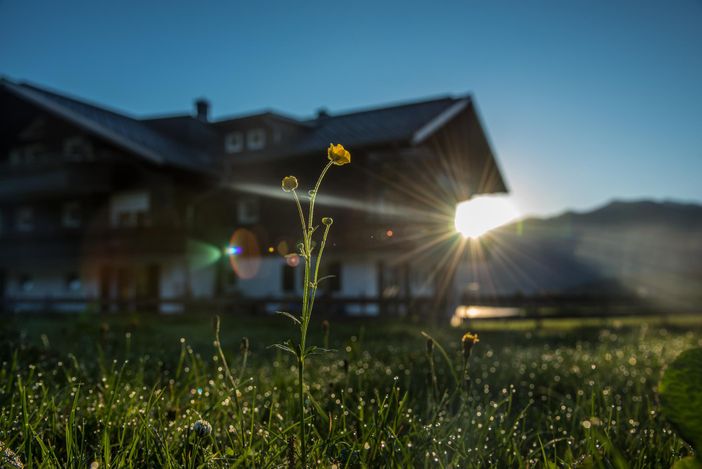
[2, 293, 699, 321]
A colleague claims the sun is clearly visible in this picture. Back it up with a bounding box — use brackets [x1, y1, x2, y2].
[454, 195, 520, 239]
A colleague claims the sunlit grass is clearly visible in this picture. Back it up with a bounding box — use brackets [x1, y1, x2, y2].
[0, 314, 699, 467]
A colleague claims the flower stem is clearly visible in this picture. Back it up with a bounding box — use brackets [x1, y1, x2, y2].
[307, 161, 333, 231]
[292, 159, 335, 468]
[308, 223, 332, 316]
[298, 355, 306, 467]
[292, 190, 307, 239]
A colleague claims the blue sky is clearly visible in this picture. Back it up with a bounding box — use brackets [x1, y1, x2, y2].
[1, 0, 701, 216]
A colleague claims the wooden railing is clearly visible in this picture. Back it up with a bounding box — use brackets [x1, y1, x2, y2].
[0, 296, 437, 317]
[1, 294, 699, 319]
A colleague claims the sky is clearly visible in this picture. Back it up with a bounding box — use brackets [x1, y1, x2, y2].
[1, 0, 701, 217]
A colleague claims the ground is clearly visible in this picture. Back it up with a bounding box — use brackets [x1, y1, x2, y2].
[0, 313, 700, 467]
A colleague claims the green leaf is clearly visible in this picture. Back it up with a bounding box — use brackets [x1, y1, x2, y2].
[269, 343, 298, 357]
[303, 346, 334, 358]
[275, 311, 301, 325]
[659, 347, 702, 455]
[672, 456, 702, 469]
[420, 331, 461, 388]
[307, 393, 329, 423]
[315, 275, 336, 285]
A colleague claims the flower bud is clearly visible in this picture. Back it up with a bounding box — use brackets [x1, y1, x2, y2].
[461, 332, 479, 359]
[281, 175, 298, 192]
[193, 419, 212, 437]
[322, 217, 333, 226]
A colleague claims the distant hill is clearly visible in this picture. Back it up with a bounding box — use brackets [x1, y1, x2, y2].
[455, 200, 702, 309]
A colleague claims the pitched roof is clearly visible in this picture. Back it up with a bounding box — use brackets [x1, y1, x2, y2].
[1, 78, 506, 193]
[218, 96, 468, 163]
[301, 96, 464, 149]
[0, 79, 214, 174]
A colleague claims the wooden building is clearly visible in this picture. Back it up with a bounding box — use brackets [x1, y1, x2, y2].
[0, 78, 507, 315]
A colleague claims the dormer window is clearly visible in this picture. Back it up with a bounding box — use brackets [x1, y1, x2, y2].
[246, 128, 266, 150]
[225, 132, 244, 153]
[272, 127, 283, 143]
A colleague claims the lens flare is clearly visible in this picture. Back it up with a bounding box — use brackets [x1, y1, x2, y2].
[227, 228, 261, 279]
[455, 195, 520, 239]
[187, 240, 222, 269]
[277, 240, 289, 256]
[285, 253, 300, 267]
[225, 245, 241, 256]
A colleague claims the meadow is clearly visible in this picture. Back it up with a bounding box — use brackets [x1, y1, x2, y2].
[0, 313, 700, 468]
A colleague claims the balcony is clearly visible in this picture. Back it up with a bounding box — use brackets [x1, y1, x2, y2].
[0, 159, 113, 201]
[0, 225, 188, 261]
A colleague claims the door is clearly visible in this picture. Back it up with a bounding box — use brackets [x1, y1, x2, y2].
[99, 266, 112, 313]
[146, 263, 160, 312]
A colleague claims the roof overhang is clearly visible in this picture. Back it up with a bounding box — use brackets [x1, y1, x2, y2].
[1, 79, 164, 165]
[411, 98, 470, 145]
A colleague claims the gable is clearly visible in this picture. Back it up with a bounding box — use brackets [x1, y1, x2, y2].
[1, 79, 214, 174]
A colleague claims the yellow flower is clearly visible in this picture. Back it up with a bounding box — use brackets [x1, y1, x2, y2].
[327, 143, 351, 166]
[461, 332, 479, 358]
[281, 175, 298, 192]
[462, 332, 479, 345]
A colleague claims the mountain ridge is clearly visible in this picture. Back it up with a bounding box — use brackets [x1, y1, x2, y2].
[455, 199, 702, 308]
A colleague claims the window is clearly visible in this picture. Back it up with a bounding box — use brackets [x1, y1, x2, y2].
[246, 128, 266, 150]
[237, 197, 259, 224]
[118, 212, 136, 227]
[66, 273, 81, 292]
[19, 274, 33, 293]
[135, 212, 152, 227]
[9, 149, 22, 166]
[110, 191, 150, 228]
[9, 144, 46, 166]
[63, 136, 93, 160]
[16, 207, 34, 232]
[272, 127, 283, 143]
[282, 264, 296, 292]
[62, 202, 81, 228]
[225, 132, 244, 153]
[24, 144, 43, 164]
[226, 265, 238, 287]
[326, 262, 342, 292]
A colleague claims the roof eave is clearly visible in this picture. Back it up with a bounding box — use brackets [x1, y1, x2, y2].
[2, 80, 166, 165]
[410, 98, 470, 145]
[4, 80, 219, 176]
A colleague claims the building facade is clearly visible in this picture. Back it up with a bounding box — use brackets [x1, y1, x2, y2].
[0, 78, 507, 315]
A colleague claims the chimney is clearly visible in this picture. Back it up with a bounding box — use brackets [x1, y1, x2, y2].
[316, 107, 330, 119]
[195, 98, 210, 122]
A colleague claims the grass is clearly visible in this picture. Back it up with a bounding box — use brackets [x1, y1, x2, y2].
[1, 313, 700, 467]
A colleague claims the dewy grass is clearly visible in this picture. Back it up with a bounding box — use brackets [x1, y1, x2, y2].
[1, 314, 701, 467]
[1, 139, 701, 466]
[274, 143, 351, 467]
